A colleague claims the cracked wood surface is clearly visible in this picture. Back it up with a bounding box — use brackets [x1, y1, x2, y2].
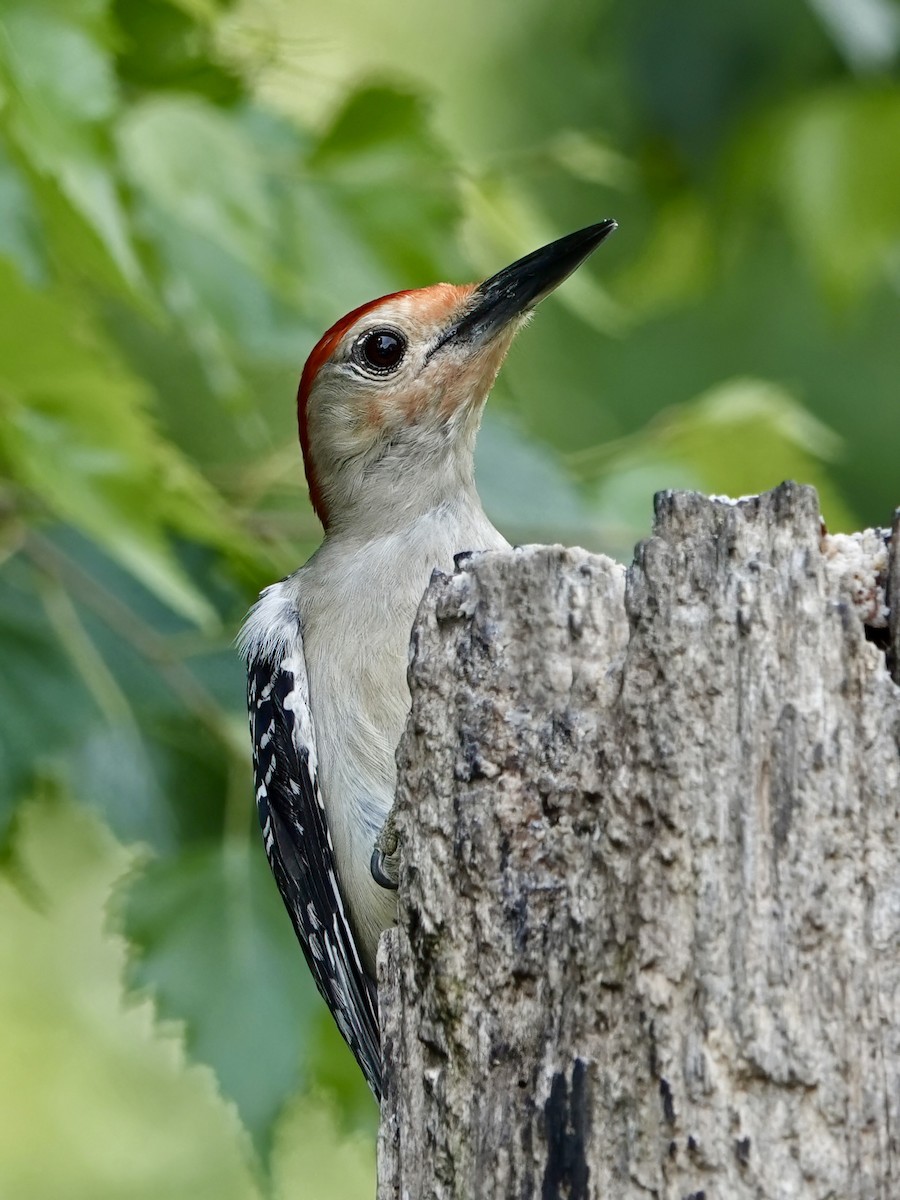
[377, 482, 900, 1200]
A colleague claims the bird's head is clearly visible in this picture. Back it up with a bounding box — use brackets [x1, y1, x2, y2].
[298, 220, 617, 534]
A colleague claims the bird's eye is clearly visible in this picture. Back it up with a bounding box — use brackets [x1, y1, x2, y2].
[354, 328, 407, 374]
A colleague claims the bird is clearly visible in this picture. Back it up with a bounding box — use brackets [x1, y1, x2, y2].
[239, 220, 617, 1100]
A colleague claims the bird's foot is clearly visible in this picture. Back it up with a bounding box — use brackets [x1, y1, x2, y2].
[371, 809, 400, 891]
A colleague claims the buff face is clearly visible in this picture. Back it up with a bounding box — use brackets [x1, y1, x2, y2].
[297, 220, 617, 531]
[299, 284, 520, 530]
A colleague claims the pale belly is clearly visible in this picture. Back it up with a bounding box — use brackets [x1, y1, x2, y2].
[295, 506, 508, 973]
[303, 619, 409, 973]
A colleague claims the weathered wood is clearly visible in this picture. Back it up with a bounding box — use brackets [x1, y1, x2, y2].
[378, 482, 900, 1200]
[890, 508, 900, 684]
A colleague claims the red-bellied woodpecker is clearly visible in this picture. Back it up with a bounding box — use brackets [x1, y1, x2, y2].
[239, 220, 617, 1099]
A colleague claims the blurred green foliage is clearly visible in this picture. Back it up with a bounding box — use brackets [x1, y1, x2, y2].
[0, 0, 897, 1194]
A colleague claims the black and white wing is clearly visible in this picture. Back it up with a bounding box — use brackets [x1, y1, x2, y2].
[244, 601, 382, 1100]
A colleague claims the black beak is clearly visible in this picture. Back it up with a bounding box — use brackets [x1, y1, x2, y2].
[441, 219, 617, 350]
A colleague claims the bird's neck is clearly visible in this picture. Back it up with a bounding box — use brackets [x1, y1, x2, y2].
[311, 489, 507, 624]
[325, 436, 483, 542]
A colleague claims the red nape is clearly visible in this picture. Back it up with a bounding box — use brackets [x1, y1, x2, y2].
[296, 291, 412, 530]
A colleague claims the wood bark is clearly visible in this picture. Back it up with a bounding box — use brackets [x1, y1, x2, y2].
[377, 482, 900, 1200]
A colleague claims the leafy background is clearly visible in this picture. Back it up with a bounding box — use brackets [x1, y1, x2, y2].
[0, 0, 898, 1195]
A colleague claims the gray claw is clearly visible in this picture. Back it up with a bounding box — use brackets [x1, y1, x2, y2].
[371, 809, 400, 890]
[370, 847, 399, 891]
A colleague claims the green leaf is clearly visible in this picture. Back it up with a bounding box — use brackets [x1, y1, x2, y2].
[305, 83, 464, 292]
[615, 193, 714, 319]
[579, 378, 856, 556]
[0, 141, 46, 283]
[0, 793, 380, 1197]
[773, 87, 900, 300]
[0, 561, 104, 823]
[0, 259, 253, 626]
[118, 95, 275, 276]
[549, 129, 636, 189]
[125, 840, 325, 1151]
[0, 793, 260, 1200]
[269, 1093, 375, 1200]
[808, 0, 900, 72]
[115, 96, 308, 390]
[312, 83, 444, 167]
[0, 6, 116, 125]
[475, 410, 594, 545]
[0, 5, 142, 289]
[114, 0, 242, 102]
[302, 1007, 380, 1136]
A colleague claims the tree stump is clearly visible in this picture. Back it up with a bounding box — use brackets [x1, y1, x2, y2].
[377, 482, 900, 1200]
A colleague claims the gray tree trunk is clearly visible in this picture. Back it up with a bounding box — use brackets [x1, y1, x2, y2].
[376, 482, 900, 1200]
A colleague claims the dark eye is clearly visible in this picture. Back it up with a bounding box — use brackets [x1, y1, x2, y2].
[355, 328, 407, 374]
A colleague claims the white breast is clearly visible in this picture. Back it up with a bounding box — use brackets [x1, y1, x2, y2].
[291, 500, 508, 971]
